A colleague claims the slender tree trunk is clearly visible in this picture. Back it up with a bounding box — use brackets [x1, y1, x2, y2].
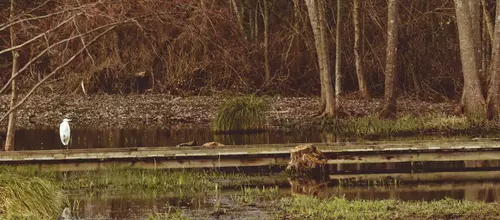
[486, 0, 500, 119]
[379, 0, 398, 119]
[231, 0, 247, 40]
[305, 0, 336, 116]
[455, 0, 486, 120]
[335, 0, 342, 107]
[468, 0, 485, 94]
[481, 0, 494, 45]
[5, 0, 18, 151]
[263, 0, 271, 86]
[353, 0, 370, 99]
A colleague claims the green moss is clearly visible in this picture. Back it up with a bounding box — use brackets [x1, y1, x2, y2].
[278, 196, 500, 220]
[213, 96, 270, 133]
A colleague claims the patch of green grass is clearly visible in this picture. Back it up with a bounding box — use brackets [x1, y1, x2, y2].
[0, 172, 65, 219]
[213, 96, 270, 133]
[317, 113, 497, 137]
[232, 186, 281, 205]
[59, 169, 216, 193]
[278, 196, 500, 220]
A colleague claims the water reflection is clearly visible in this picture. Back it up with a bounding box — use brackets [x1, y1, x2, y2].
[15, 127, 342, 150]
[68, 181, 500, 219]
[14, 126, 488, 151]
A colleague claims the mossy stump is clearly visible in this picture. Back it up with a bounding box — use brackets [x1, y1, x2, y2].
[286, 144, 329, 178]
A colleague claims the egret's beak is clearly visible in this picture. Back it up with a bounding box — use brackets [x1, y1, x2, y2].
[67, 119, 72, 122]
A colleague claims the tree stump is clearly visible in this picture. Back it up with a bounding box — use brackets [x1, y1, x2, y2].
[286, 144, 329, 178]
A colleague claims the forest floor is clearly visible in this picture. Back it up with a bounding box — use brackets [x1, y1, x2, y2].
[0, 93, 457, 131]
[0, 93, 456, 130]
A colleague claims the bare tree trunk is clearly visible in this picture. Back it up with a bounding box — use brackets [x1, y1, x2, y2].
[379, 0, 398, 119]
[486, 0, 500, 119]
[481, 0, 494, 44]
[305, 0, 336, 116]
[455, 0, 486, 120]
[353, 0, 370, 99]
[231, 0, 247, 40]
[335, 0, 342, 106]
[5, 0, 18, 151]
[468, 0, 486, 94]
[263, 0, 271, 86]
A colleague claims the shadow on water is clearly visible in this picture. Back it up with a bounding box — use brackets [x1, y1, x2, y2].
[13, 126, 486, 151]
[14, 127, 338, 150]
[68, 181, 500, 219]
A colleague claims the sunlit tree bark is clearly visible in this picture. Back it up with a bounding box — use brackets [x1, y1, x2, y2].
[353, 0, 370, 99]
[486, 0, 500, 119]
[305, 0, 337, 116]
[5, 0, 18, 151]
[379, 0, 398, 119]
[455, 0, 486, 120]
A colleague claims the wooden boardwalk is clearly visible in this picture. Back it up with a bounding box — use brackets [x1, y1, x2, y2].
[1, 139, 500, 172]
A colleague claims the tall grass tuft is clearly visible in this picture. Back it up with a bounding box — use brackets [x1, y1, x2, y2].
[213, 96, 270, 133]
[0, 173, 64, 219]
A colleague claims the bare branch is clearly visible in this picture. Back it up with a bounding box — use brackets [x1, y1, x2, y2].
[0, 1, 100, 32]
[0, 14, 79, 56]
[0, 25, 117, 123]
[0, 20, 131, 94]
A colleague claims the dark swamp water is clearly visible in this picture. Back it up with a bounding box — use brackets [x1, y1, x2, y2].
[68, 181, 500, 219]
[10, 126, 484, 150]
[9, 127, 500, 219]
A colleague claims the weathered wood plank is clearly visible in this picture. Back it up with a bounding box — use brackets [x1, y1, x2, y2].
[1, 140, 500, 171]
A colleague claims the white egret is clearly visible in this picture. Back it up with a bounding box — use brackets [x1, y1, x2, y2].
[59, 119, 71, 149]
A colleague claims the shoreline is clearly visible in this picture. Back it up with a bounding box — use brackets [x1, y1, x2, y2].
[0, 94, 455, 130]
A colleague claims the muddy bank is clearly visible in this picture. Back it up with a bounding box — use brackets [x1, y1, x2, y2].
[0, 94, 455, 130]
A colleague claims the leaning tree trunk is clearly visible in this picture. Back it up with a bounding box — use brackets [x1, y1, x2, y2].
[353, 0, 370, 99]
[379, 0, 398, 119]
[305, 0, 337, 116]
[455, 0, 486, 120]
[486, 0, 500, 119]
[5, 0, 18, 151]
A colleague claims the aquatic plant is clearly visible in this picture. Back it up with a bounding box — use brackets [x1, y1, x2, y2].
[0, 172, 64, 219]
[232, 186, 280, 205]
[147, 206, 187, 220]
[278, 196, 500, 219]
[213, 96, 270, 133]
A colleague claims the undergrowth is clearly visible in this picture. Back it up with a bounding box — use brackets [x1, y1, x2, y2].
[316, 113, 496, 138]
[278, 196, 500, 220]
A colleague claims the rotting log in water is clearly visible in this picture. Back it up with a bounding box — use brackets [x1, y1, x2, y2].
[286, 144, 329, 178]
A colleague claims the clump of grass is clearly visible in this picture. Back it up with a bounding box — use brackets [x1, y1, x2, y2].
[0, 172, 64, 219]
[278, 196, 500, 219]
[59, 169, 216, 193]
[148, 206, 187, 220]
[232, 186, 280, 205]
[213, 96, 270, 133]
[317, 113, 493, 137]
